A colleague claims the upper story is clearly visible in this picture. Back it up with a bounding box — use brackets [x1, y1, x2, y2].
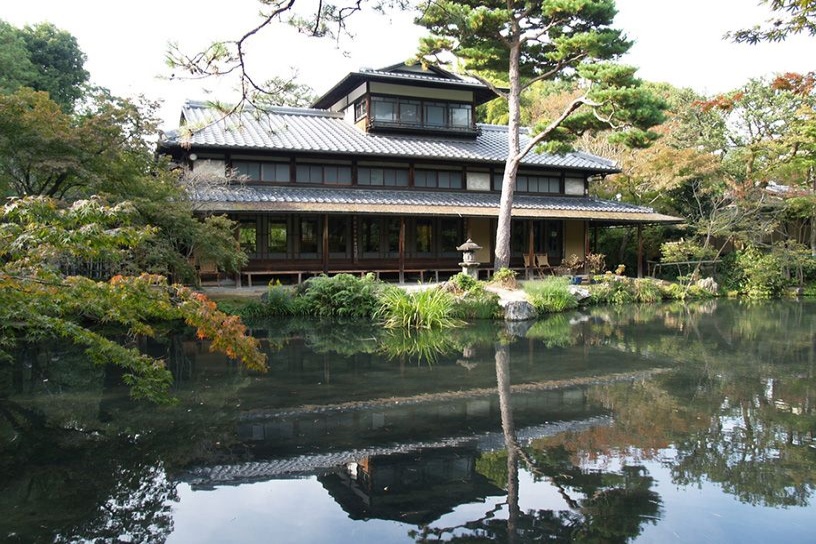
[158, 62, 619, 198]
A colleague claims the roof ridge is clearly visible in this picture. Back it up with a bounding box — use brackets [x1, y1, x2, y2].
[182, 100, 343, 118]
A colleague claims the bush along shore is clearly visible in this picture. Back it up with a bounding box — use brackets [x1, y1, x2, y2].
[208, 266, 743, 328]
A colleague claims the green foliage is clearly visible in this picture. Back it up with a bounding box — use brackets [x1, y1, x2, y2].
[296, 273, 383, 319]
[525, 277, 579, 314]
[451, 289, 502, 320]
[449, 272, 479, 293]
[0, 197, 266, 401]
[660, 239, 717, 263]
[588, 278, 636, 305]
[17, 22, 89, 111]
[658, 281, 687, 301]
[264, 284, 298, 316]
[0, 20, 88, 112]
[736, 248, 787, 299]
[633, 279, 664, 303]
[0, 88, 247, 281]
[376, 286, 463, 329]
[489, 267, 518, 288]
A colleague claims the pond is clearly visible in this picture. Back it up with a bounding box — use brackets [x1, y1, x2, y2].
[2, 299, 816, 543]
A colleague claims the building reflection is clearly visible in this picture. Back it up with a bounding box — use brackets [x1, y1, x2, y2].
[320, 447, 504, 524]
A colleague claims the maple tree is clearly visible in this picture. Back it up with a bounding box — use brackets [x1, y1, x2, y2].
[0, 196, 267, 402]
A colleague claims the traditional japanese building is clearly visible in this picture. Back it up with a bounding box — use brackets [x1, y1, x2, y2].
[158, 62, 681, 285]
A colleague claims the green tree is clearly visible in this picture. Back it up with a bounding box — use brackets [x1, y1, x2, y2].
[17, 22, 89, 111]
[0, 20, 88, 112]
[0, 196, 267, 402]
[0, 87, 247, 281]
[414, 0, 666, 269]
[0, 20, 36, 96]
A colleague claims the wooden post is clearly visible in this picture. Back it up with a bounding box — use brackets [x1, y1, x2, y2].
[637, 224, 644, 279]
[583, 221, 590, 274]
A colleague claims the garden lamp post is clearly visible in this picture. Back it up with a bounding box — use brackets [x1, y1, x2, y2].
[456, 239, 482, 279]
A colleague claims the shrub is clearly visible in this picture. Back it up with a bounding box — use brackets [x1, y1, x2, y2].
[524, 277, 578, 313]
[297, 273, 383, 318]
[490, 267, 518, 289]
[736, 249, 786, 299]
[376, 286, 463, 329]
[585, 252, 606, 274]
[633, 278, 663, 303]
[449, 272, 480, 293]
[660, 239, 716, 262]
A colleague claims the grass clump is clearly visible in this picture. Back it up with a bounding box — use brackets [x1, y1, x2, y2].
[524, 277, 578, 314]
[376, 286, 464, 329]
[588, 278, 635, 305]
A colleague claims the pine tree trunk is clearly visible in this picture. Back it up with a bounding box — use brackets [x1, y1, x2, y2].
[494, 39, 522, 270]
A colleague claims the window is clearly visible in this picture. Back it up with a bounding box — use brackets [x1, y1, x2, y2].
[449, 104, 471, 127]
[354, 100, 367, 121]
[415, 218, 432, 254]
[372, 97, 397, 122]
[261, 162, 290, 182]
[493, 173, 561, 194]
[239, 221, 258, 255]
[360, 217, 380, 255]
[367, 96, 475, 131]
[299, 218, 319, 255]
[328, 216, 350, 256]
[399, 100, 421, 125]
[296, 164, 352, 185]
[415, 169, 463, 189]
[233, 161, 260, 180]
[268, 218, 288, 254]
[232, 160, 289, 182]
[424, 102, 446, 127]
[439, 218, 462, 255]
[358, 167, 409, 187]
[386, 218, 400, 255]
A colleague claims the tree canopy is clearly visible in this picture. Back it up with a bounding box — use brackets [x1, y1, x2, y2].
[0, 20, 88, 111]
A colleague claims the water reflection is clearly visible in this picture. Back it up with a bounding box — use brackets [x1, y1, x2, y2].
[2, 300, 816, 542]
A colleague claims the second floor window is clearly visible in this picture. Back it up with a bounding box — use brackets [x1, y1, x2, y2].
[493, 173, 562, 194]
[296, 164, 352, 184]
[232, 160, 290, 182]
[358, 167, 409, 187]
[370, 96, 474, 131]
[415, 169, 463, 189]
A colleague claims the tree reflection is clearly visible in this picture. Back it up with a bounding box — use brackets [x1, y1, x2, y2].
[412, 330, 662, 543]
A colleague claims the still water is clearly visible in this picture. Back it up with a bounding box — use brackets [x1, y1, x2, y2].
[2, 300, 815, 543]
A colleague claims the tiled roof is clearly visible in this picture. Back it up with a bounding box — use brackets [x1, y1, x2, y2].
[189, 184, 682, 223]
[163, 101, 618, 172]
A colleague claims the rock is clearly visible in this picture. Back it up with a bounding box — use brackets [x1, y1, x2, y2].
[501, 299, 538, 321]
[568, 285, 591, 302]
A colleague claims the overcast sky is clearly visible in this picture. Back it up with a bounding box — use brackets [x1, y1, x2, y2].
[3, 0, 814, 127]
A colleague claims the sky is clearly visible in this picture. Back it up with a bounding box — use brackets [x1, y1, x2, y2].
[2, 0, 814, 128]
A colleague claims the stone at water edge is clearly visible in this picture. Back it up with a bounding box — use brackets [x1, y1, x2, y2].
[501, 300, 537, 321]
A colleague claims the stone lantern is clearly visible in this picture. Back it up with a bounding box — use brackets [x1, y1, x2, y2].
[456, 238, 482, 279]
